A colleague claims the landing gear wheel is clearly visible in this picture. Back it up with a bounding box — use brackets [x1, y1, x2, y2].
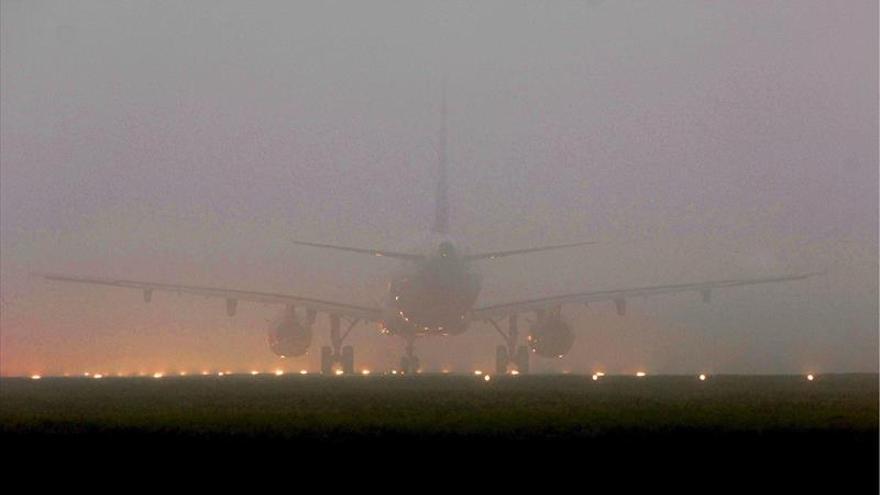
[321, 346, 333, 375]
[515, 345, 530, 374]
[341, 345, 354, 375]
[496, 345, 510, 375]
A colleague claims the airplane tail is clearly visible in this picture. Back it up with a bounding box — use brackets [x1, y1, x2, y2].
[433, 83, 449, 235]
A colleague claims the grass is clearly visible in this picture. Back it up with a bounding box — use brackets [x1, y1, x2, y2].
[3, 374, 876, 489]
[2, 374, 876, 440]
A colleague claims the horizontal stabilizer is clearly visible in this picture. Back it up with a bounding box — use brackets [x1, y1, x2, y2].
[464, 241, 597, 261]
[292, 241, 424, 261]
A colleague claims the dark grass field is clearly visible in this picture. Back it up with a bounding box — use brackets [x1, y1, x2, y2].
[2, 374, 877, 489]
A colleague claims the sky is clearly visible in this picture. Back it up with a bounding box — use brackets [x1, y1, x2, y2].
[1, 0, 877, 376]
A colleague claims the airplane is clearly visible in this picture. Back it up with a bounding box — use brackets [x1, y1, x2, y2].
[39, 92, 821, 375]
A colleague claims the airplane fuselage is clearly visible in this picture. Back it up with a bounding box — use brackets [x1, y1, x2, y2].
[380, 241, 481, 338]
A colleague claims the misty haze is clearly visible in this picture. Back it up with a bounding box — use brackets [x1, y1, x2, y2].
[2, 1, 876, 377]
[1, 1, 878, 488]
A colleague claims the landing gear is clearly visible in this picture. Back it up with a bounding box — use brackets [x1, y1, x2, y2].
[514, 345, 529, 374]
[400, 338, 420, 374]
[341, 345, 354, 375]
[321, 345, 334, 375]
[489, 315, 530, 374]
[321, 315, 359, 375]
[496, 346, 509, 375]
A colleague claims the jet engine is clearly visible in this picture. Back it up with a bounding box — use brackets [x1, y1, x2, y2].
[267, 307, 313, 358]
[527, 313, 575, 358]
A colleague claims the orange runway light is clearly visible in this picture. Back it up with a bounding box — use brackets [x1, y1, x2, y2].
[250, 371, 259, 376]
[153, 372, 164, 379]
[636, 372, 647, 377]
[699, 374, 707, 381]
[591, 374, 599, 381]
[483, 374, 491, 382]
[361, 369, 371, 376]
[510, 370, 519, 376]
[807, 374, 815, 381]
[334, 369, 344, 376]
[93, 374, 103, 379]
[473, 370, 483, 376]
[274, 369, 284, 376]
[299, 369, 308, 375]
[30, 375, 41, 380]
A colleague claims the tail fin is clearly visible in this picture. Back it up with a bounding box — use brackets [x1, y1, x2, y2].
[433, 84, 449, 235]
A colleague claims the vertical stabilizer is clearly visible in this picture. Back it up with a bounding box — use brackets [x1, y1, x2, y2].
[433, 84, 450, 235]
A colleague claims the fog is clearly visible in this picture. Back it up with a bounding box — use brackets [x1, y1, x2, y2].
[1, 1, 877, 376]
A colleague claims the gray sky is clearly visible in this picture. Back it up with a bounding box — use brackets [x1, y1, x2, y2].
[1, 0, 877, 376]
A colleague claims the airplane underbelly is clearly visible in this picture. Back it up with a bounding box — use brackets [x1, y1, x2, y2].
[382, 275, 478, 337]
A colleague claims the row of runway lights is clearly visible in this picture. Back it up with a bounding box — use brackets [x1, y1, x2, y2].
[26, 371, 819, 382]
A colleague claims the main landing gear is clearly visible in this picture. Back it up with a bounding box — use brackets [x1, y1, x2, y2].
[321, 314, 359, 375]
[489, 315, 529, 375]
[399, 337, 420, 375]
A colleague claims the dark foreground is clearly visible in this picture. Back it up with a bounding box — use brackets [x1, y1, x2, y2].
[2, 374, 877, 489]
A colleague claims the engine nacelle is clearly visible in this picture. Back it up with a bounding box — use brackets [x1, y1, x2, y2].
[527, 314, 575, 358]
[267, 307, 313, 358]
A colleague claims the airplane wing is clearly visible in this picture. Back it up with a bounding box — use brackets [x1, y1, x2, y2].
[470, 271, 823, 321]
[292, 240, 424, 261]
[464, 241, 598, 261]
[37, 273, 383, 321]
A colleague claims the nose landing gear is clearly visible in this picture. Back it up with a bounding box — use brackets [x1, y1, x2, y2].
[490, 315, 529, 374]
[399, 337, 420, 374]
[321, 315, 359, 375]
